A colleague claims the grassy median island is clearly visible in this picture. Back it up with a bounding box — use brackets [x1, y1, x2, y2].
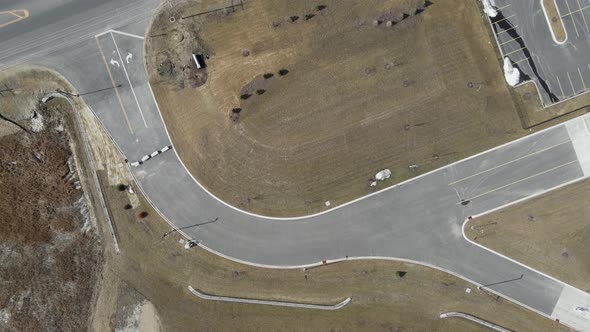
[146, 0, 530, 217]
[465, 178, 590, 291]
[543, 0, 566, 43]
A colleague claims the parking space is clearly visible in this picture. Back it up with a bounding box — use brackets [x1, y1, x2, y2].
[484, 0, 590, 105]
[489, 3, 531, 68]
[557, 0, 590, 39]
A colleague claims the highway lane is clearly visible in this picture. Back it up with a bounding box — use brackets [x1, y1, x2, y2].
[2, 1, 590, 330]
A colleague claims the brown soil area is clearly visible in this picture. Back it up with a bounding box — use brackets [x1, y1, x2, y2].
[0, 68, 102, 332]
[146, 0, 533, 217]
[543, 0, 566, 43]
[465, 178, 590, 292]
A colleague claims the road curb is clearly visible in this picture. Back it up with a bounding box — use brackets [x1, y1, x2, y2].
[440, 312, 511, 332]
[188, 286, 351, 310]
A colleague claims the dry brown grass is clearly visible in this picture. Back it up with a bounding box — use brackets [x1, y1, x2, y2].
[543, 0, 566, 43]
[146, 0, 532, 217]
[513, 81, 590, 128]
[465, 178, 590, 292]
[0, 68, 103, 332]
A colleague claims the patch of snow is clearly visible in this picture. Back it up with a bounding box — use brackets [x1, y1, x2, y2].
[30, 111, 44, 132]
[116, 302, 143, 332]
[482, 0, 498, 18]
[503, 57, 520, 87]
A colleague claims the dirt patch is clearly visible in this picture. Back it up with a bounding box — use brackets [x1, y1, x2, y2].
[146, 0, 535, 217]
[465, 178, 590, 291]
[0, 68, 103, 332]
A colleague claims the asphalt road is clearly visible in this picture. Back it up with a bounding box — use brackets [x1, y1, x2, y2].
[1, 1, 590, 331]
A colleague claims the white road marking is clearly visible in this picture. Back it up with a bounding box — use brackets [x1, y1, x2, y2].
[561, 4, 590, 18]
[565, 0, 581, 37]
[499, 36, 522, 45]
[448, 139, 572, 186]
[496, 25, 518, 36]
[95, 29, 145, 40]
[126, 52, 133, 63]
[110, 32, 148, 128]
[456, 160, 578, 204]
[504, 46, 526, 56]
[579, 67, 587, 90]
[493, 14, 515, 24]
[109, 58, 120, 67]
[556, 74, 566, 97]
[514, 57, 530, 64]
[577, 0, 590, 33]
[567, 71, 576, 93]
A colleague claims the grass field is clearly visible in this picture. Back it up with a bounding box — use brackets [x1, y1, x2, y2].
[146, 0, 534, 217]
[465, 178, 590, 292]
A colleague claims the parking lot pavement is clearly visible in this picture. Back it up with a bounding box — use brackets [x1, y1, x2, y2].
[485, 0, 590, 105]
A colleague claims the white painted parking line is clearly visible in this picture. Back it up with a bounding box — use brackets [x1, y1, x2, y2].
[565, 0, 581, 37]
[497, 4, 511, 10]
[577, 0, 590, 33]
[455, 160, 578, 204]
[567, 71, 576, 93]
[514, 57, 530, 64]
[493, 14, 515, 24]
[95, 29, 145, 40]
[448, 139, 571, 186]
[95, 37, 134, 135]
[499, 36, 521, 45]
[578, 67, 587, 90]
[110, 32, 148, 128]
[556, 74, 566, 97]
[504, 46, 526, 56]
[496, 25, 518, 35]
[561, 4, 590, 18]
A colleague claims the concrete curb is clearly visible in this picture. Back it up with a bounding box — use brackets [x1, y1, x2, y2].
[188, 286, 351, 310]
[439, 312, 511, 332]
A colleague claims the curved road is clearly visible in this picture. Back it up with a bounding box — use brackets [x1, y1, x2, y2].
[1, 1, 590, 331]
